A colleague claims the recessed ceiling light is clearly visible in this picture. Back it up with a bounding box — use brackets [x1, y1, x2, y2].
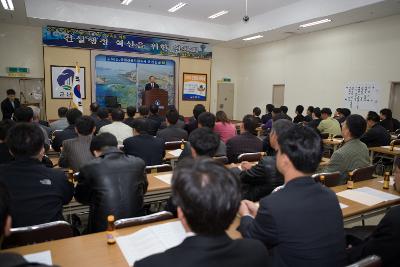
[208, 10, 229, 19]
[243, 35, 263, 41]
[299, 19, 332, 28]
[168, 2, 187, 13]
[121, 0, 133, 5]
[1, 0, 14, 10]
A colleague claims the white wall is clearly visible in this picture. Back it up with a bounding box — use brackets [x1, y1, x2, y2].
[0, 23, 43, 78]
[236, 14, 400, 119]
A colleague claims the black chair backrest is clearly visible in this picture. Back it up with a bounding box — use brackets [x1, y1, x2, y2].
[346, 255, 381, 267]
[237, 152, 265, 163]
[145, 164, 172, 174]
[105, 96, 118, 108]
[352, 165, 376, 182]
[114, 211, 174, 229]
[213, 156, 229, 165]
[312, 172, 342, 187]
[2, 221, 74, 249]
[165, 141, 185, 150]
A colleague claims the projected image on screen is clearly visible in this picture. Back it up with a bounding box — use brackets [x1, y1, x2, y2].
[95, 55, 175, 108]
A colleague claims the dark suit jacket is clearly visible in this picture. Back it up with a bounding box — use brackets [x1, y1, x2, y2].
[52, 125, 78, 152]
[226, 132, 263, 163]
[293, 114, 305, 124]
[239, 156, 284, 201]
[238, 176, 346, 267]
[1, 98, 20, 120]
[123, 134, 165, 166]
[135, 233, 270, 267]
[179, 140, 226, 160]
[145, 82, 160, 90]
[123, 117, 137, 129]
[0, 143, 13, 165]
[380, 118, 400, 132]
[308, 118, 322, 129]
[360, 123, 391, 147]
[261, 113, 272, 124]
[59, 135, 95, 171]
[184, 117, 198, 134]
[156, 125, 188, 142]
[347, 206, 400, 267]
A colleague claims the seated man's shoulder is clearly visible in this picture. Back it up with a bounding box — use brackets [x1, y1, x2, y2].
[125, 154, 146, 166]
[232, 238, 269, 257]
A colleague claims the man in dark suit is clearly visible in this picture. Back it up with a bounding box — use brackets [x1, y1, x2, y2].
[184, 104, 206, 134]
[1, 89, 20, 120]
[361, 111, 391, 147]
[379, 108, 400, 132]
[226, 114, 263, 163]
[144, 76, 160, 90]
[95, 107, 111, 134]
[156, 109, 188, 142]
[238, 124, 346, 267]
[307, 107, 322, 129]
[123, 106, 137, 129]
[136, 157, 269, 267]
[280, 105, 292, 121]
[261, 104, 274, 124]
[148, 104, 164, 134]
[59, 116, 96, 171]
[0, 123, 73, 227]
[293, 105, 305, 124]
[52, 108, 82, 152]
[123, 118, 165, 166]
[89, 102, 100, 124]
[75, 133, 147, 233]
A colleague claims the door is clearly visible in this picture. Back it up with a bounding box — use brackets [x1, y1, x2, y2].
[272, 84, 285, 107]
[389, 82, 400, 119]
[217, 82, 234, 119]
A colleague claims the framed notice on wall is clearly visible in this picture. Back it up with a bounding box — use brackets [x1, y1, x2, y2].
[182, 73, 207, 101]
[50, 65, 86, 99]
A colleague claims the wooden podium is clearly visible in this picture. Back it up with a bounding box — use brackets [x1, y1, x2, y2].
[142, 89, 168, 115]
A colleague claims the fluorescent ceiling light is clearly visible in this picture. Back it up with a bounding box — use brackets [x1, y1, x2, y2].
[168, 2, 187, 12]
[299, 19, 331, 28]
[121, 0, 133, 5]
[243, 35, 263, 41]
[1, 0, 14, 10]
[208, 10, 229, 19]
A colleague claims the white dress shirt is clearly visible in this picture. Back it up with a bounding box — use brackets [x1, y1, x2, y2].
[98, 121, 133, 145]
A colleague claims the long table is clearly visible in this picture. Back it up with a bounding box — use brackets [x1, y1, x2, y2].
[368, 146, 400, 172]
[7, 177, 400, 267]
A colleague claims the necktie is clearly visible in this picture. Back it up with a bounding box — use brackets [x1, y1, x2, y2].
[151, 83, 154, 88]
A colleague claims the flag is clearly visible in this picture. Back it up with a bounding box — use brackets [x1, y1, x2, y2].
[72, 64, 83, 112]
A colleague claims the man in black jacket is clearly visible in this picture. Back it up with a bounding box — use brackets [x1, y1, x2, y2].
[184, 104, 206, 134]
[237, 119, 291, 201]
[0, 123, 73, 227]
[238, 124, 346, 267]
[1, 89, 20, 120]
[123, 106, 137, 129]
[136, 158, 269, 267]
[156, 109, 188, 142]
[379, 108, 400, 132]
[52, 108, 82, 152]
[261, 104, 274, 124]
[75, 133, 147, 233]
[293, 105, 305, 124]
[360, 111, 391, 147]
[144, 75, 159, 90]
[95, 107, 111, 134]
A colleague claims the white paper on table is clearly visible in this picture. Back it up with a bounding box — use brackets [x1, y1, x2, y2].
[377, 177, 395, 186]
[339, 203, 348, 209]
[381, 146, 400, 151]
[24, 251, 52, 265]
[355, 187, 400, 201]
[337, 190, 384, 206]
[116, 221, 186, 265]
[154, 173, 173, 185]
[168, 149, 183, 157]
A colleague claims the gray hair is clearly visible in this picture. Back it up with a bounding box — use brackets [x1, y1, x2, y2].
[271, 119, 294, 137]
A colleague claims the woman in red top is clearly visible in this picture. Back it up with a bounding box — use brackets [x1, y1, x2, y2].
[214, 111, 237, 143]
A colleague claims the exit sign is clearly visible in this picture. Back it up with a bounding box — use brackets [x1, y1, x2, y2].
[7, 67, 30, 77]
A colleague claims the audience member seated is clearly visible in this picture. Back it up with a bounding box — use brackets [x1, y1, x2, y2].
[335, 108, 348, 124]
[214, 110, 236, 143]
[180, 112, 226, 159]
[89, 102, 100, 124]
[317, 107, 341, 137]
[323, 114, 370, 181]
[184, 104, 206, 134]
[238, 124, 346, 266]
[252, 107, 262, 125]
[165, 105, 185, 129]
[293, 105, 305, 124]
[0, 123, 73, 227]
[52, 108, 82, 152]
[0, 183, 55, 266]
[304, 106, 314, 122]
[123, 119, 165, 166]
[263, 107, 286, 132]
[98, 108, 132, 145]
[235, 119, 289, 201]
[307, 107, 322, 129]
[95, 107, 111, 134]
[188, 128, 220, 158]
[50, 107, 69, 131]
[123, 105, 137, 129]
[59, 116, 96, 171]
[137, 105, 159, 136]
[75, 133, 147, 233]
[156, 109, 188, 142]
[29, 105, 52, 139]
[261, 104, 274, 124]
[280, 105, 292, 121]
[136, 158, 269, 267]
[380, 108, 400, 132]
[360, 111, 391, 147]
[147, 104, 164, 135]
[0, 120, 15, 165]
[226, 115, 263, 163]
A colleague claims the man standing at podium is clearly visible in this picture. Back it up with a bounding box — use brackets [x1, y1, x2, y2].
[145, 76, 160, 90]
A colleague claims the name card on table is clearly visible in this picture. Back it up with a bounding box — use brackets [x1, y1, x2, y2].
[24, 251, 52, 265]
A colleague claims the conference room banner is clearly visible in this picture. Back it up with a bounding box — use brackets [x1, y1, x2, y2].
[182, 73, 207, 101]
[43, 26, 212, 59]
[95, 54, 175, 108]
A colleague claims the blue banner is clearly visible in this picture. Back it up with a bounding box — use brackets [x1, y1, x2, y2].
[43, 26, 212, 59]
